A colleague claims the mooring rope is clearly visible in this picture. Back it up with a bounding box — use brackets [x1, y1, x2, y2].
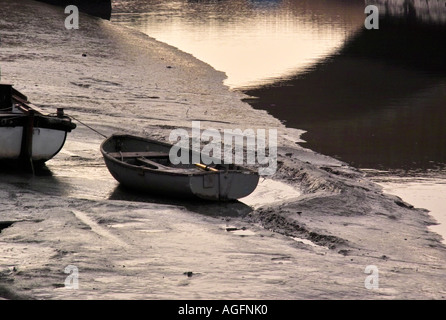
[69, 115, 108, 139]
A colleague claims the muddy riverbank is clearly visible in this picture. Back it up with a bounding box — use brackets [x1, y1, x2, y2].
[0, 0, 445, 299]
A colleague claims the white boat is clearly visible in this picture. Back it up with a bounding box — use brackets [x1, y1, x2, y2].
[0, 83, 76, 166]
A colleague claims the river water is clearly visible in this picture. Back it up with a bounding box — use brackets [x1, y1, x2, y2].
[111, 0, 446, 241]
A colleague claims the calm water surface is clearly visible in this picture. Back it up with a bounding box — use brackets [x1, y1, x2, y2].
[112, 0, 366, 89]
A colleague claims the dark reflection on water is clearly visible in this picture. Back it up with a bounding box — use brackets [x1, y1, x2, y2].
[243, 17, 446, 171]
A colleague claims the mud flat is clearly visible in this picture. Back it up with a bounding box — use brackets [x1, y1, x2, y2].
[0, 0, 445, 300]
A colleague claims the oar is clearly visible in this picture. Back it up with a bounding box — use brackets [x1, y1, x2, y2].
[194, 163, 219, 172]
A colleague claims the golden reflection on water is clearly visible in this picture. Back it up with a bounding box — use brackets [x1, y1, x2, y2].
[112, 0, 365, 89]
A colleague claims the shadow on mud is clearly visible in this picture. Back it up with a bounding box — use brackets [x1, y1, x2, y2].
[108, 185, 254, 218]
[0, 163, 72, 197]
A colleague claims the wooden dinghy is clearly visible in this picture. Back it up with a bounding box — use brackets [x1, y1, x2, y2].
[100, 134, 260, 201]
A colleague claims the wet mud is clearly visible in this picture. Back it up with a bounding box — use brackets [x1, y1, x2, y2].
[1, 0, 446, 299]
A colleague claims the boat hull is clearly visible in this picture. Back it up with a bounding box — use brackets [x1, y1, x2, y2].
[0, 83, 76, 166]
[101, 134, 260, 201]
[0, 126, 68, 162]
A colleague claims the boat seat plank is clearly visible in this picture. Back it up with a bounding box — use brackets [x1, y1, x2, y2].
[136, 157, 170, 169]
[135, 157, 191, 172]
[107, 151, 170, 159]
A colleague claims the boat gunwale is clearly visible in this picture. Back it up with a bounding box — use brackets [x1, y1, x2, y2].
[100, 134, 259, 178]
[0, 113, 76, 132]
